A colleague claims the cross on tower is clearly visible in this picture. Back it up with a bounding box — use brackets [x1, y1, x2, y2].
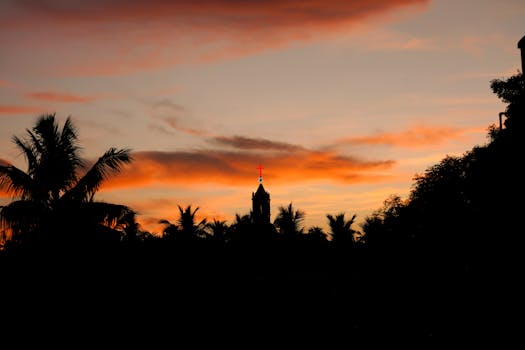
[256, 164, 264, 183]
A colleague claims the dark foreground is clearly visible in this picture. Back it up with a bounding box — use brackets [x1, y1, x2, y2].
[1, 240, 519, 346]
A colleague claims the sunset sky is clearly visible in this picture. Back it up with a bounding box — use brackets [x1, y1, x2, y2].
[1, 0, 524, 234]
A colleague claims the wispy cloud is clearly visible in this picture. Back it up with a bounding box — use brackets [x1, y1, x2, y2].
[0, 105, 43, 115]
[337, 124, 475, 148]
[436, 96, 497, 106]
[162, 117, 208, 137]
[348, 27, 435, 52]
[149, 98, 208, 136]
[26, 91, 96, 103]
[459, 34, 510, 56]
[445, 67, 521, 82]
[78, 119, 122, 136]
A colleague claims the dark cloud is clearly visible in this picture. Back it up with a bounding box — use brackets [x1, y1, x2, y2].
[209, 135, 305, 152]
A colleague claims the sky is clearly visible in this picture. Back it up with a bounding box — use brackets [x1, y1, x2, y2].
[1, 0, 524, 235]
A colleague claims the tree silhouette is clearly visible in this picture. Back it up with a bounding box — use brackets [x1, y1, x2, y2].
[160, 204, 207, 241]
[361, 194, 409, 250]
[357, 69, 525, 338]
[178, 205, 208, 238]
[306, 226, 328, 244]
[119, 209, 153, 244]
[0, 113, 132, 248]
[360, 72, 524, 250]
[206, 219, 230, 242]
[229, 213, 252, 242]
[327, 212, 356, 247]
[490, 73, 525, 132]
[274, 202, 305, 239]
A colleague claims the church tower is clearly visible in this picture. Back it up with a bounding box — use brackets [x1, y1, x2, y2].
[252, 165, 270, 225]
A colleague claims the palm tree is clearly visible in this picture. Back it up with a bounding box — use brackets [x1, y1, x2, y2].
[0, 113, 133, 247]
[177, 205, 208, 238]
[327, 213, 357, 247]
[207, 219, 230, 242]
[159, 219, 178, 240]
[274, 202, 305, 238]
[307, 226, 328, 243]
[229, 213, 252, 241]
[160, 205, 207, 241]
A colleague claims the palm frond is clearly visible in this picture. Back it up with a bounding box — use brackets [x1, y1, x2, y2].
[12, 135, 37, 173]
[0, 164, 35, 199]
[83, 202, 135, 230]
[64, 147, 132, 202]
[34, 114, 59, 142]
[0, 200, 44, 239]
[60, 116, 84, 170]
[60, 116, 79, 145]
[26, 129, 44, 168]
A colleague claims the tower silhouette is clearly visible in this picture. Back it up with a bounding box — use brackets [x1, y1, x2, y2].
[252, 165, 270, 225]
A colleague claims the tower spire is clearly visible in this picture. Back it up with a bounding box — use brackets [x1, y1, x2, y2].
[256, 164, 264, 184]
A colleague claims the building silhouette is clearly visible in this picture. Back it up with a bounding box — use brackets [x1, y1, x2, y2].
[252, 170, 270, 225]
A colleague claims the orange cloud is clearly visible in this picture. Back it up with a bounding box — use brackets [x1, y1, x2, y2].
[338, 124, 473, 148]
[1, 0, 428, 76]
[104, 148, 395, 190]
[26, 91, 95, 103]
[0, 105, 43, 115]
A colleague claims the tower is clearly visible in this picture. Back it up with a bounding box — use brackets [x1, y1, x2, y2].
[252, 164, 270, 225]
